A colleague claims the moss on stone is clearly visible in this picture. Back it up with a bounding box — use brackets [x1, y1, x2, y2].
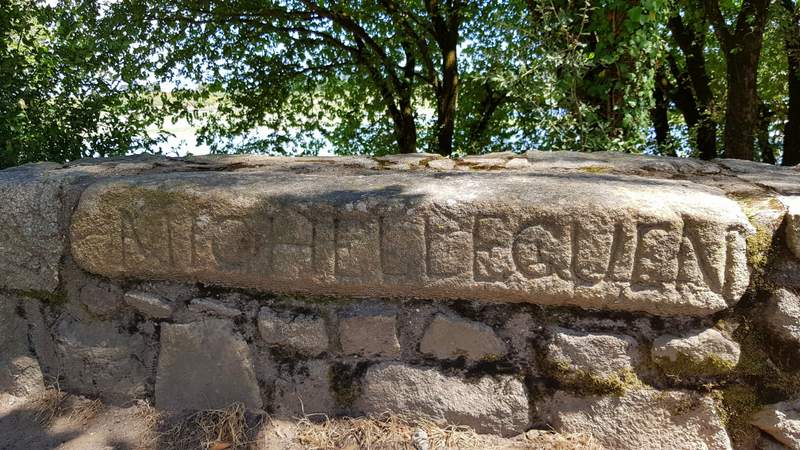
[729, 193, 782, 274]
[746, 222, 773, 273]
[711, 317, 800, 445]
[577, 165, 612, 174]
[553, 362, 643, 396]
[654, 353, 737, 377]
[328, 362, 368, 408]
[713, 386, 760, 442]
[656, 392, 704, 417]
[480, 353, 503, 363]
[18, 289, 67, 305]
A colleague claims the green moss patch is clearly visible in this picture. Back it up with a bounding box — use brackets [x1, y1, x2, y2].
[553, 362, 643, 396]
[18, 289, 67, 305]
[328, 362, 369, 408]
[728, 193, 783, 274]
[654, 353, 737, 377]
[577, 165, 612, 174]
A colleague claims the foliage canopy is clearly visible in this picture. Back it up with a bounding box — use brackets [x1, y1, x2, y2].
[1, 0, 798, 166]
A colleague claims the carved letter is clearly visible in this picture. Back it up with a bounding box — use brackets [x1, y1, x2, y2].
[381, 217, 426, 279]
[632, 222, 682, 286]
[474, 217, 514, 281]
[335, 219, 381, 280]
[426, 212, 473, 278]
[512, 222, 572, 279]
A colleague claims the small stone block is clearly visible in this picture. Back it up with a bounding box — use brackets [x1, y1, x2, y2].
[339, 313, 401, 357]
[124, 290, 174, 319]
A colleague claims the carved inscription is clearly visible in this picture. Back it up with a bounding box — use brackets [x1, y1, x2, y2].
[111, 205, 746, 296]
[70, 181, 753, 316]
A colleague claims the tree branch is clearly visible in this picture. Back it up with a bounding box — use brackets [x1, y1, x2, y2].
[702, 0, 732, 52]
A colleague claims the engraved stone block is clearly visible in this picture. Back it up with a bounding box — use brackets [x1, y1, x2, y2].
[69, 166, 755, 316]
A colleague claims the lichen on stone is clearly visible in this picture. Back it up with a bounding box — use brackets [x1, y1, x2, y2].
[713, 385, 760, 442]
[729, 193, 782, 274]
[577, 165, 612, 174]
[746, 222, 774, 273]
[653, 352, 737, 377]
[18, 289, 67, 305]
[553, 362, 643, 396]
[328, 362, 367, 408]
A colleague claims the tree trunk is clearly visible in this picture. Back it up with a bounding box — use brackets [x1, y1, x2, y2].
[666, 14, 717, 160]
[395, 42, 418, 154]
[784, 2, 800, 166]
[703, 0, 769, 161]
[394, 104, 418, 154]
[696, 113, 717, 160]
[466, 82, 506, 153]
[723, 50, 762, 160]
[758, 103, 776, 164]
[651, 69, 672, 154]
[435, 33, 458, 156]
[786, 51, 800, 165]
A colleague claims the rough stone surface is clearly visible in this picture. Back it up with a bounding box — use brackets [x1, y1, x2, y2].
[123, 290, 174, 319]
[53, 316, 152, 401]
[258, 308, 329, 356]
[68, 154, 755, 316]
[545, 327, 639, 377]
[0, 297, 45, 397]
[764, 289, 800, 345]
[652, 328, 740, 375]
[783, 197, 800, 260]
[751, 400, 800, 449]
[419, 314, 506, 361]
[155, 319, 261, 412]
[356, 363, 529, 436]
[272, 360, 336, 417]
[188, 297, 242, 318]
[10, 151, 800, 444]
[0, 164, 68, 292]
[0, 156, 187, 293]
[339, 312, 400, 357]
[541, 389, 732, 450]
[78, 279, 124, 317]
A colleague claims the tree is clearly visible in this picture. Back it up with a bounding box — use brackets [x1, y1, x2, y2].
[521, 0, 667, 153]
[0, 0, 166, 168]
[121, 0, 522, 156]
[663, 6, 717, 160]
[703, 0, 771, 160]
[782, 0, 800, 165]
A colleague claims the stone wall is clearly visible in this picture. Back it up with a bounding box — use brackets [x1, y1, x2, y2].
[3, 151, 800, 448]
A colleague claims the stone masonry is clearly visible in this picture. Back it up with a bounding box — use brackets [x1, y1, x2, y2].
[4, 151, 800, 448]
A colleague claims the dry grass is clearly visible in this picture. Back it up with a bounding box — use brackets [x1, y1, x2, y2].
[130, 399, 163, 447]
[160, 402, 262, 450]
[294, 414, 603, 450]
[132, 399, 162, 430]
[26, 385, 102, 426]
[296, 413, 482, 449]
[67, 397, 102, 423]
[522, 430, 604, 450]
[28, 387, 68, 425]
[19, 390, 603, 450]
